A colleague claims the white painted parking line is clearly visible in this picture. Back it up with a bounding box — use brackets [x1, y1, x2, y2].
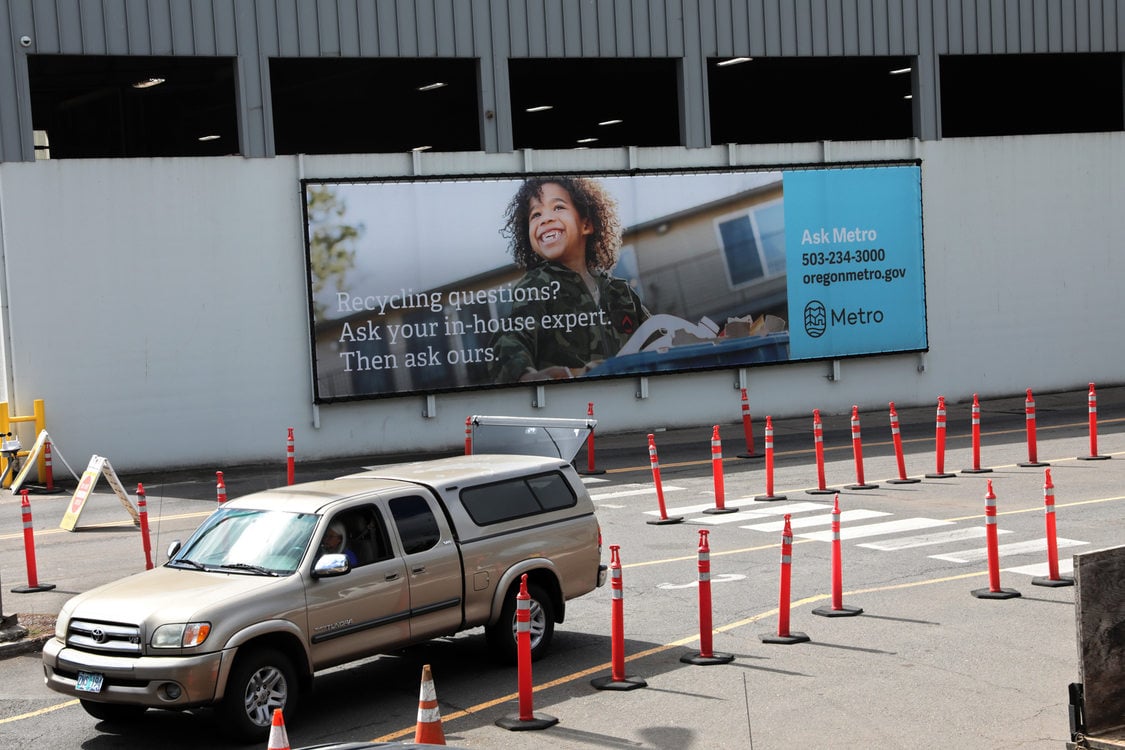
[1004, 558, 1075, 577]
[740, 508, 889, 532]
[589, 484, 685, 499]
[930, 537, 1088, 563]
[798, 517, 954, 541]
[657, 499, 830, 520]
[858, 526, 1003, 550]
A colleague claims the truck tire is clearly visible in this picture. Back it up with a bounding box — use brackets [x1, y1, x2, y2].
[79, 699, 147, 723]
[486, 581, 555, 664]
[220, 647, 298, 743]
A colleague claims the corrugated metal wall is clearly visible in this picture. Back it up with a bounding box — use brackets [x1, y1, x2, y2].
[1, 0, 1122, 160]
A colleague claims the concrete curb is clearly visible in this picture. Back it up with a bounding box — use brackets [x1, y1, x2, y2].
[0, 633, 51, 659]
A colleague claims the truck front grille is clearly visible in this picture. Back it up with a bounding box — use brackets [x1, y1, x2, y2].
[66, 618, 143, 656]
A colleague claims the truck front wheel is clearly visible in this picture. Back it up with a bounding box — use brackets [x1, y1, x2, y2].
[486, 582, 555, 664]
[220, 647, 298, 743]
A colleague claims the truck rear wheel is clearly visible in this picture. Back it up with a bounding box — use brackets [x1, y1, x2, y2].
[486, 581, 555, 663]
[220, 647, 298, 743]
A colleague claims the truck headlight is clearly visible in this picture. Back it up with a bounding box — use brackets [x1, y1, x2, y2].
[151, 622, 211, 648]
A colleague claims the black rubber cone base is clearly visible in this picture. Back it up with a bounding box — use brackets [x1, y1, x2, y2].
[10, 582, 56, 593]
[753, 494, 788, 502]
[971, 587, 1021, 599]
[680, 651, 734, 665]
[591, 674, 647, 690]
[577, 468, 606, 476]
[702, 506, 738, 515]
[1032, 576, 1075, 588]
[925, 472, 957, 478]
[737, 452, 764, 460]
[961, 467, 993, 474]
[886, 477, 922, 484]
[1077, 455, 1111, 461]
[807, 487, 838, 495]
[646, 516, 684, 525]
[496, 712, 559, 731]
[845, 483, 879, 490]
[812, 604, 863, 617]
[760, 631, 810, 645]
[1017, 461, 1049, 468]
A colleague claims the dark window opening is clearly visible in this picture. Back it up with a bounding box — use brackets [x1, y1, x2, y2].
[270, 58, 481, 155]
[28, 55, 238, 159]
[708, 56, 914, 144]
[940, 53, 1124, 138]
[509, 58, 681, 150]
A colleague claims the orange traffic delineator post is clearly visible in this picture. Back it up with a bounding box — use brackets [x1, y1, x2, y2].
[496, 575, 559, 731]
[137, 483, 154, 570]
[646, 434, 683, 525]
[886, 402, 920, 484]
[43, 437, 56, 491]
[1032, 469, 1075, 588]
[702, 425, 738, 514]
[11, 489, 56, 593]
[681, 529, 734, 665]
[754, 416, 787, 501]
[464, 416, 472, 455]
[761, 514, 810, 644]
[807, 409, 838, 495]
[845, 405, 878, 490]
[592, 545, 647, 690]
[286, 427, 295, 485]
[267, 708, 290, 750]
[736, 388, 762, 459]
[961, 393, 993, 474]
[216, 470, 228, 505]
[577, 402, 605, 476]
[925, 396, 957, 478]
[1017, 388, 1049, 468]
[1078, 383, 1111, 461]
[971, 480, 1021, 600]
[813, 494, 863, 618]
[414, 664, 447, 745]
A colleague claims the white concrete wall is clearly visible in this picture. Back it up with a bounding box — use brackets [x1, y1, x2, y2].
[1, 133, 1122, 473]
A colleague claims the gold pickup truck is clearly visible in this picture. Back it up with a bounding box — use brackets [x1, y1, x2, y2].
[42, 452, 605, 742]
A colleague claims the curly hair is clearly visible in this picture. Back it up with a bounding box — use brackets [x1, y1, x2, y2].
[500, 176, 622, 272]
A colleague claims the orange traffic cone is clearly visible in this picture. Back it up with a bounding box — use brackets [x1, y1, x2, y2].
[414, 664, 446, 745]
[267, 708, 290, 750]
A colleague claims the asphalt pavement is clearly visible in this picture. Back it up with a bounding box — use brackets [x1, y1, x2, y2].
[1, 383, 1123, 749]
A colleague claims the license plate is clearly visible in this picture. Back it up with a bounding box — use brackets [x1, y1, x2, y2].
[76, 671, 104, 693]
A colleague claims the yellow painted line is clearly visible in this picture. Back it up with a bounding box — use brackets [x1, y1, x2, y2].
[371, 567, 994, 743]
[0, 699, 78, 724]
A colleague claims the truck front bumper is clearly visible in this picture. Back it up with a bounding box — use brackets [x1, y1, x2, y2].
[42, 636, 225, 709]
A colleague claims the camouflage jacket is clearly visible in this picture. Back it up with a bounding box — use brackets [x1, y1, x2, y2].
[490, 262, 650, 383]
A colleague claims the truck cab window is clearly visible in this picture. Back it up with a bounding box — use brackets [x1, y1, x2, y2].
[389, 495, 441, 554]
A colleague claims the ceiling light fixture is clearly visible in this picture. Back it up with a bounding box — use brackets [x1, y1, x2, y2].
[598, 119, 623, 126]
[132, 77, 165, 89]
[526, 105, 553, 113]
[412, 145, 433, 152]
[197, 134, 221, 142]
[890, 67, 912, 75]
[717, 57, 752, 67]
[417, 82, 447, 92]
[576, 137, 598, 144]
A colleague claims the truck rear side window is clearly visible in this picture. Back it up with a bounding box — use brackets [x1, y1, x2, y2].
[389, 495, 441, 554]
[460, 472, 577, 525]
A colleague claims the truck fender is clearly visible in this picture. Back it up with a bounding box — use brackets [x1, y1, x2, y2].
[488, 559, 563, 627]
[212, 618, 312, 699]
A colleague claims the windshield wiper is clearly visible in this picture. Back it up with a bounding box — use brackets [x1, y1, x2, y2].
[171, 558, 206, 570]
[220, 562, 279, 576]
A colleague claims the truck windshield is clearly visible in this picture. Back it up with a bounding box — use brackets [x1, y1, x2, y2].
[168, 508, 319, 575]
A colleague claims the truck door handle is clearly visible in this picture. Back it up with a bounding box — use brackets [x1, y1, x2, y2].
[411, 566, 426, 574]
[385, 572, 400, 581]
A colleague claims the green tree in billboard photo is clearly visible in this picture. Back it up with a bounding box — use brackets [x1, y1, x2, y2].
[490, 176, 651, 383]
[306, 185, 362, 320]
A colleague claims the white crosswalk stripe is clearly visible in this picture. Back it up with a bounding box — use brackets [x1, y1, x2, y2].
[1004, 559, 1075, 577]
[929, 537, 1087, 563]
[798, 517, 954, 541]
[858, 527, 1002, 550]
[589, 483, 686, 500]
[741, 508, 890, 533]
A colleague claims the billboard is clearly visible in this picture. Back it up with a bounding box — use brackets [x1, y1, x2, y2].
[302, 163, 926, 402]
